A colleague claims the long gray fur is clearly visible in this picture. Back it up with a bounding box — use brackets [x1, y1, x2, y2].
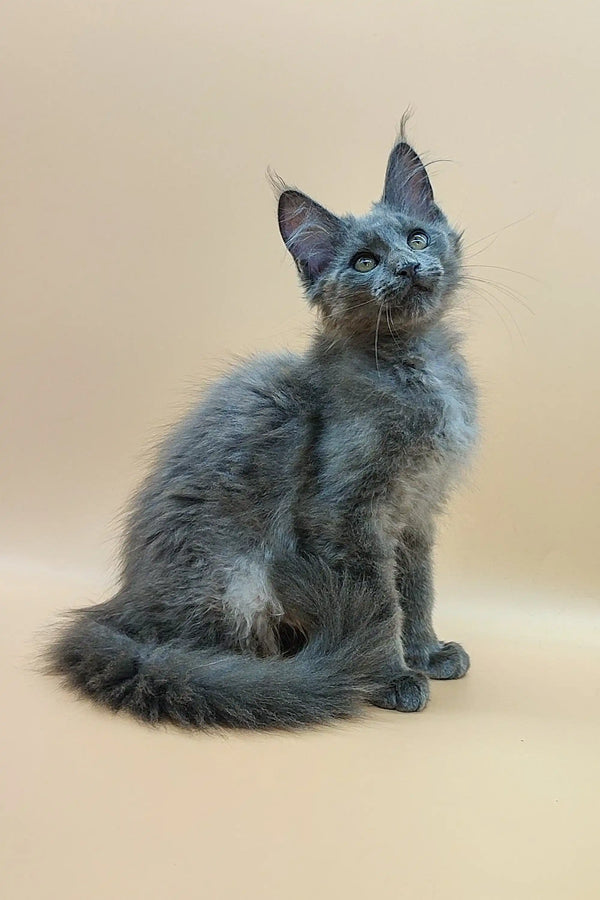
[45, 128, 478, 730]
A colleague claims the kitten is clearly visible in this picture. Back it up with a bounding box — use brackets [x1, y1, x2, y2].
[46, 129, 478, 729]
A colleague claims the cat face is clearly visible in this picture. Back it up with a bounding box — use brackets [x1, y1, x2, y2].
[277, 140, 462, 334]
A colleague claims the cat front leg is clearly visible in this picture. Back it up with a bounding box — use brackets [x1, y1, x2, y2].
[361, 567, 430, 713]
[396, 528, 470, 680]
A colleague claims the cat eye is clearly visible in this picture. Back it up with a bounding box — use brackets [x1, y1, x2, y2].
[407, 230, 429, 251]
[352, 253, 378, 273]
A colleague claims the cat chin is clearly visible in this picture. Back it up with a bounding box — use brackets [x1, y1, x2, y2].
[388, 292, 442, 324]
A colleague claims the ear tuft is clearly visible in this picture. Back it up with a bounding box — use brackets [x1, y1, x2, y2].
[266, 166, 288, 198]
[277, 190, 342, 282]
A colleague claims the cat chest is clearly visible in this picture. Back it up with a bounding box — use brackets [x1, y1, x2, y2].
[378, 368, 477, 530]
[314, 361, 476, 529]
[393, 359, 477, 462]
[377, 447, 464, 540]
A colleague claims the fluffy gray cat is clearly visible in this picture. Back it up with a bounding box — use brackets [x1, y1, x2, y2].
[46, 129, 478, 729]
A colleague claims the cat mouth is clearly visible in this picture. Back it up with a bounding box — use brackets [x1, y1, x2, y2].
[382, 284, 440, 325]
[388, 283, 435, 307]
[376, 283, 433, 307]
[405, 282, 433, 297]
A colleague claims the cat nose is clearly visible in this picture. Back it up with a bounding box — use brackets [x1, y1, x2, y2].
[396, 262, 420, 279]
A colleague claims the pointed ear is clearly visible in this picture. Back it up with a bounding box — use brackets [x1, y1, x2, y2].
[382, 142, 438, 220]
[278, 190, 342, 282]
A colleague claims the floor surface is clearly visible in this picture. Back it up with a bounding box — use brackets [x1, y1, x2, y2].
[2, 563, 598, 899]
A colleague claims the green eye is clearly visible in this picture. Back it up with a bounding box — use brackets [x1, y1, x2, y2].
[352, 253, 378, 273]
[407, 230, 429, 251]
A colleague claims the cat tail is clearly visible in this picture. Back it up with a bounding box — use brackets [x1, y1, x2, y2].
[44, 562, 396, 730]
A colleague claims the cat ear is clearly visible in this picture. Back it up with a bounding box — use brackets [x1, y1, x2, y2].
[278, 190, 342, 282]
[382, 142, 438, 220]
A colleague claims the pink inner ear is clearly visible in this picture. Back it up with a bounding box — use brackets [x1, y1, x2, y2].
[288, 221, 337, 278]
[278, 191, 341, 279]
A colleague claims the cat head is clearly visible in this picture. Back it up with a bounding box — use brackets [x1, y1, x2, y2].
[276, 136, 462, 336]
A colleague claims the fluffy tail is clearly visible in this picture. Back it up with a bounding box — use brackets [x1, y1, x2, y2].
[44, 566, 395, 730]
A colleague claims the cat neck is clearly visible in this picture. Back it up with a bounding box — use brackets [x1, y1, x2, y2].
[308, 317, 460, 370]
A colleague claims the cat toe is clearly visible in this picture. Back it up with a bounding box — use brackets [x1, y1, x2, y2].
[426, 641, 470, 680]
[371, 671, 430, 712]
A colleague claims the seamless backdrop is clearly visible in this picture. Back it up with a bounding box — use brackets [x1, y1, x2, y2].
[2, 2, 599, 899]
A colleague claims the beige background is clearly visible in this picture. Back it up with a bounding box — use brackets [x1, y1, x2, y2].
[2, 1, 599, 898]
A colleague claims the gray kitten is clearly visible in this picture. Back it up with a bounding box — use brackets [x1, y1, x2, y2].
[46, 131, 478, 729]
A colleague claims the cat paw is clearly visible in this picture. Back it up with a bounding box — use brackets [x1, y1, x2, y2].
[371, 671, 430, 712]
[425, 641, 470, 680]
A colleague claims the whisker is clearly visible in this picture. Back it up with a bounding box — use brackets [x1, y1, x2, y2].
[463, 282, 525, 345]
[385, 305, 404, 352]
[463, 264, 541, 284]
[462, 275, 535, 315]
[319, 298, 374, 321]
[463, 284, 518, 345]
[374, 304, 384, 374]
[485, 279, 536, 315]
[464, 238, 500, 260]
[463, 213, 534, 251]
